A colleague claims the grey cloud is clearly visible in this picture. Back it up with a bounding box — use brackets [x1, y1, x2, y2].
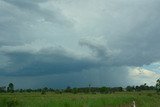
[0, 0, 73, 47]
[3, 0, 70, 23]
[110, 16, 160, 66]
[3, 0, 39, 9]
[0, 66, 132, 89]
[0, 48, 99, 76]
[3, 0, 51, 10]
[79, 39, 108, 59]
[78, 0, 160, 67]
[1, 0, 160, 87]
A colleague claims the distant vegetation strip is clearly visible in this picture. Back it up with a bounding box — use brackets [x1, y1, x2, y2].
[0, 91, 160, 107]
[0, 78, 160, 107]
[0, 82, 158, 94]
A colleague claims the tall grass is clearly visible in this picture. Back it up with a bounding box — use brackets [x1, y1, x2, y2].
[0, 91, 160, 107]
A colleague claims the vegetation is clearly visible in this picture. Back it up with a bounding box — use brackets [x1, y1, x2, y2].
[7, 83, 14, 93]
[156, 78, 160, 93]
[0, 79, 160, 107]
[0, 91, 160, 107]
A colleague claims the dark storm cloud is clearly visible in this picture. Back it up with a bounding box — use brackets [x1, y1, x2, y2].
[0, 66, 132, 89]
[0, 48, 99, 76]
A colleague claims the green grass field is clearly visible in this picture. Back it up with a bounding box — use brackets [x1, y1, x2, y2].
[0, 91, 160, 107]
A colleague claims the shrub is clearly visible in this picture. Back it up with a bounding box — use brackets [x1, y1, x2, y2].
[2, 98, 19, 107]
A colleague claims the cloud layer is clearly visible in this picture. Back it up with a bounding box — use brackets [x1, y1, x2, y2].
[0, 0, 160, 88]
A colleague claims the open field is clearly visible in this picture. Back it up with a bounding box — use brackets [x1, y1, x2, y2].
[0, 91, 160, 107]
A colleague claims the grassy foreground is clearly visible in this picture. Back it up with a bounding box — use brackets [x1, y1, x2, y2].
[0, 91, 160, 107]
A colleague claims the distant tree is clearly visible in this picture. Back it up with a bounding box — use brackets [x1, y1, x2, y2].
[126, 86, 135, 92]
[72, 88, 78, 94]
[139, 83, 149, 90]
[48, 88, 55, 92]
[19, 89, 23, 93]
[41, 87, 48, 95]
[89, 84, 91, 93]
[26, 89, 32, 93]
[35, 88, 42, 92]
[111, 87, 123, 92]
[65, 86, 72, 93]
[156, 78, 160, 93]
[100, 87, 107, 93]
[149, 86, 155, 90]
[55, 89, 62, 94]
[7, 83, 14, 93]
[0, 86, 6, 93]
[43, 87, 48, 91]
[135, 86, 141, 91]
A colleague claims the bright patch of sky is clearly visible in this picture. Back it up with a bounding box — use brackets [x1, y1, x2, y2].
[143, 62, 160, 73]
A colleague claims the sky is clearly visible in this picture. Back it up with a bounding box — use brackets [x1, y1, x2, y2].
[0, 0, 160, 89]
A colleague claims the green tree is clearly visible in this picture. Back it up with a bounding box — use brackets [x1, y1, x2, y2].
[100, 87, 107, 93]
[65, 86, 72, 93]
[156, 78, 160, 93]
[72, 88, 78, 94]
[126, 86, 134, 92]
[7, 83, 14, 93]
[0, 86, 6, 93]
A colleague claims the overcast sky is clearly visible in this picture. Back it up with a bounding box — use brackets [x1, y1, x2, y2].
[0, 0, 160, 89]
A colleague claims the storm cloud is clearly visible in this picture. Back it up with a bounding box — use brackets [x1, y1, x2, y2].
[0, 0, 160, 88]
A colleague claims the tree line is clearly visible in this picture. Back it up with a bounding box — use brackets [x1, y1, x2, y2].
[1, 78, 160, 94]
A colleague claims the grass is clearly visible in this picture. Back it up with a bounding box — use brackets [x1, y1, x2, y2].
[0, 91, 160, 107]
